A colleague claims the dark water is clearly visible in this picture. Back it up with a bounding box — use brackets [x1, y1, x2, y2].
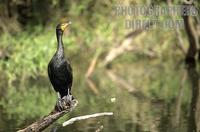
[0, 60, 199, 132]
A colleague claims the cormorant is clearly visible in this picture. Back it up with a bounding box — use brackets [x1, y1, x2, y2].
[48, 20, 73, 111]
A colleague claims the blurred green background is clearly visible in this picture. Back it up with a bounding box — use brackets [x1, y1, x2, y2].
[0, 0, 199, 132]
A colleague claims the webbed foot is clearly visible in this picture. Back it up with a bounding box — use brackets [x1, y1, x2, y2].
[61, 94, 73, 109]
[55, 95, 73, 111]
[55, 98, 63, 111]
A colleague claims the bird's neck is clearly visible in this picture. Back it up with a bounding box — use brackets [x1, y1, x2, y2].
[56, 30, 64, 58]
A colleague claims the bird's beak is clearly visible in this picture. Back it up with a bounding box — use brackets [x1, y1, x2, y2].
[61, 21, 72, 31]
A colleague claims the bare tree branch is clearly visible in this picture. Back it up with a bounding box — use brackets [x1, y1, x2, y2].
[167, 0, 186, 55]
[62, 112, 113, 127]
[85, 48, 102, 78]
[17, 100, 78, 132]
[182, 2, 199, 63]
[95, 125, 104, 132]
[174, 70, 187, 128]
[106, 70, 136, 93]
[103, 22, 154, 66]
[86, 78, 99, 95]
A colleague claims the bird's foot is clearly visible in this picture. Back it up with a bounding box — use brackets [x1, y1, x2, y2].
[55, 95, 73, 112]
[62, 95, 73, 108]
[55, 98, 63, 112]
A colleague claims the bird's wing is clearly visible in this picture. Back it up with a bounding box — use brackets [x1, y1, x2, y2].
[58, 60, 73, 88]
[48, 62, 59, 92]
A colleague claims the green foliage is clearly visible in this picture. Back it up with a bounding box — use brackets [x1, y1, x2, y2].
[0, 28, 53, 85]
[0, 86, 55, 122]
[0, 0, 195, 131]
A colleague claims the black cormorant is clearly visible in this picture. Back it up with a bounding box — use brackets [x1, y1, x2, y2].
[48, 20, 73, 111]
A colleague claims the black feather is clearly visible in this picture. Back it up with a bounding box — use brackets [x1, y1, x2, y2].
[48, 25, 73, 98]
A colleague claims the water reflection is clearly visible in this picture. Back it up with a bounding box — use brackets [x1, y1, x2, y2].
[186, 62, 199, 132]
[1, 61, 200, 132]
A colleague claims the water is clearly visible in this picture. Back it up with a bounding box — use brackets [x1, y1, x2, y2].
[0, 58, 198, 132]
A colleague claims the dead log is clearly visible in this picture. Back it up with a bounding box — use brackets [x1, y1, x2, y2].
[17, 99, 78, 132]
[103, 22, 155, 66]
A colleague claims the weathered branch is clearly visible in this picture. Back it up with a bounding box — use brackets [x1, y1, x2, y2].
[62, 112, 113, 126]
[106, 70, 147, 100]
[167, 0, 186, 55]
[106, 70, 137, 93]
[86, 78, 99, 95]
[103, 22, 154, 66]
[17, 99, 78, 132]
[95, 125, 104, 132]
[181, 1, 200, 131]
[174, 70, 187, 127]
[85, 48, 102, 78]
[182, 2, 199, 63]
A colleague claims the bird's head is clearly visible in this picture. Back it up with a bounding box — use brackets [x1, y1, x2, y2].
[56, 20, 72, 33]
